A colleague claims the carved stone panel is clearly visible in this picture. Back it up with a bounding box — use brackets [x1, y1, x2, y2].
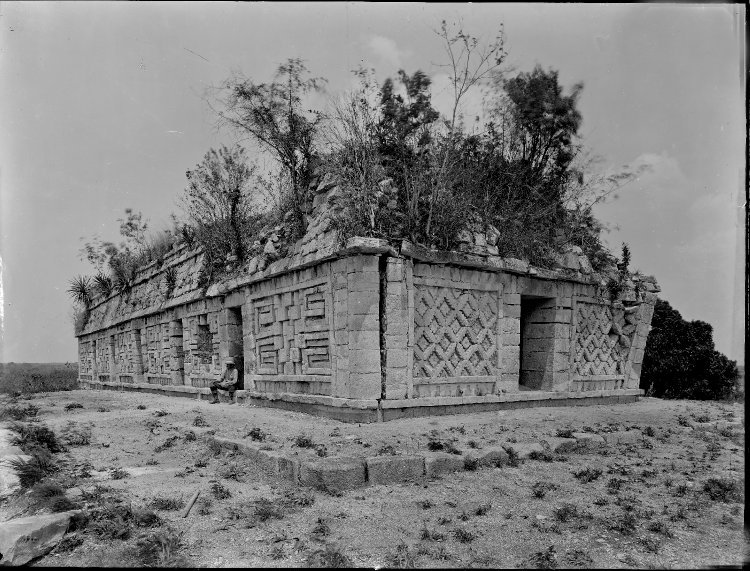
[573, 302, 629, 377]
[253, 284, 332, 377]
[413, 284, 499, 378]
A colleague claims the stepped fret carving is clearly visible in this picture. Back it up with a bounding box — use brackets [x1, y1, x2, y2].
[253, 285, 331, 376]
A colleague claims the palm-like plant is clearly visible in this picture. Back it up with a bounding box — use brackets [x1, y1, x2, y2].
[93, 273, 114, 298]
[67, 275, 93, 308]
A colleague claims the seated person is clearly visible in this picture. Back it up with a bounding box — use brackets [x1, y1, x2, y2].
[209, 357, 238, 404]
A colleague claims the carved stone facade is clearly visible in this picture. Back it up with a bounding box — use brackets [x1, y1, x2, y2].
[76, 241, 656, 421]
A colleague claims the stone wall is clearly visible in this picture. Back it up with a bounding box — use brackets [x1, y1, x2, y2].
[75, 174, 657, 420]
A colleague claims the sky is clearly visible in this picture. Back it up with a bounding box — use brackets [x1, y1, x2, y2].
[0, 2, 745, 364]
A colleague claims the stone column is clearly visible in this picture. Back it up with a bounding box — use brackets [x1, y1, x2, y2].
[241, 302, 255, 391]
[624, 293, 656, 389]
[170, 320, 185, 385]
[382, 257, 410, 399]
[343, 255, 381, 400]
[108, 334, 117, 383]
[499, 283, 521, 392]
[331, 258, 350, 398]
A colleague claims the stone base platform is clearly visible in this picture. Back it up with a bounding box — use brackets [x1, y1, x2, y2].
[77, 379, 643, 423]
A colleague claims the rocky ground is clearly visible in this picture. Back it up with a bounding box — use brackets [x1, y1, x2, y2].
[0, 390, 745, 568]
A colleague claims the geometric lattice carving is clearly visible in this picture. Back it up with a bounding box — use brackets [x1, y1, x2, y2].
[253, 285, 331, 376]
[414, 285, 498, 377]
[574, 302, 626, 376]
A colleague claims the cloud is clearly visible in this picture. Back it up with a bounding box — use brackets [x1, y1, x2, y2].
[367, 35, 407, 70]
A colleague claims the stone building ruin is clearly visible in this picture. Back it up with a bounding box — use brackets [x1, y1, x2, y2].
[76, 173, 659, 422]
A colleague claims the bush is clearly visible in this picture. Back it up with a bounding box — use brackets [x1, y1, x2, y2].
[702, 478, 742, 503]
[60, 421, 92, 446]
[148, 495, 185, 511]
[573, 467, 602, 483]
[8, 449, 57, 488]
[10, 422, 64, 454]
[641, 299, 739, 400]
[0, 403, 39, 421]
[246, 427, 266, 442]
[0, 363, 78, 395]
[306, 544, 353, 568]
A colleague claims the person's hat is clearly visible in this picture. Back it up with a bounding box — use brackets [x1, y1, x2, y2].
[225, 357, 235, 365]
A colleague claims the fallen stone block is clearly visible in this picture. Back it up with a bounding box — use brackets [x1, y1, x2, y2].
[601, 430, 643, 445]
[257, 450, 299, 483]
[0, 429, 16, 449]
[425, 453, 463, 479]
[299, 457, 366, 493]
[503, 442, 543, 459]
[0, 446, 24, 458]
[539, 437, 580, 454]
[477, 447, 509, 467]
[0, 463, 21, 500]
[571, 432, 606, 446]
[0, 510, 79, 566]
[366, 455, 425, 485]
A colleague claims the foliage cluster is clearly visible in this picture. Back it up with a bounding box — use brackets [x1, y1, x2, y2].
[641, 299, 739, 400]
[70, 20, 642, 321]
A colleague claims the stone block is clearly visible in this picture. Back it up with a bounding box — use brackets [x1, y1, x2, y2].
[539, 437, 580, 454]
[386, 260, 404, 282]
[367, 455, 425, 485]
[347, 373, 381, 399]
[347, 255, 379, 274]
[601, 430, 643, 446]
[501, 318, 521, 334]
[0, 510, 80, 566]
[348, 349, 381, 374]
[503, 304, 521, 318]
[348, 292, 379, 315]
[572, 432, 606, 446]
[477, 447, 509, 467]
[347, 272, 380, 292]
[348, 313, 380, 332]
[522, 338, 554, 353]
[299, 457, 366, 492]
[386, 349, 409, 369]
[500, 346, 520, 371]
[425, 453, 464, 478]
[503, 442, 543, 459]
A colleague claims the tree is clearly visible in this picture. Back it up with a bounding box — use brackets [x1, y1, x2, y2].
[216, 59, 326, 240]
[641, 299, 739, 400]
[180, 144, 263, 287]
[182, 145, 258, 260]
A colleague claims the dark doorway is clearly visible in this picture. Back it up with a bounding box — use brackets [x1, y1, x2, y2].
[227, 307, 245, 389]
[519, 296, 556, 391]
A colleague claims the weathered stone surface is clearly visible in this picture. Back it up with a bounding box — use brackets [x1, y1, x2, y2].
[476, 447, 509, 467]
[0, 511, 79, 566]
[425, 453, 463, 478]
[299, 457, 366, 492]
[571, 432, 606, 446]
[0, 463, 21, 500]
[503, 442, 543, 459]
[601, 430, 643, 445]
[366, 455, 424, 485]
[539, 437, 580, 453]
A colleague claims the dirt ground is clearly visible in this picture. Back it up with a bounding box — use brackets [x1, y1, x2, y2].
[1, 389, 745, 568]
